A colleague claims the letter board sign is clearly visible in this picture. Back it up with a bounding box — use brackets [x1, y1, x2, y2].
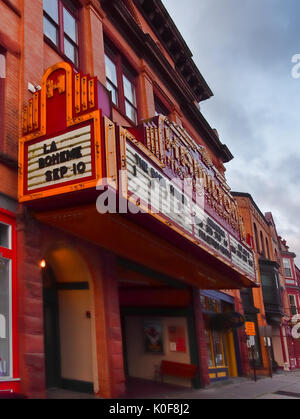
[19, 62, 105, 203]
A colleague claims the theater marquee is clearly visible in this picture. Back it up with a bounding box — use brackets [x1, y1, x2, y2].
[119, 121, 256, 282]
[18, 62, 257, 285]
[18, 62, 105, 203]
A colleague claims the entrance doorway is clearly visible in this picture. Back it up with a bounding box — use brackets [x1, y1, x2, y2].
[43, 266, 61, 389]
[117, 259, 200, 391]
[201, 292, 240, 381]
[42, 246, 95, 393]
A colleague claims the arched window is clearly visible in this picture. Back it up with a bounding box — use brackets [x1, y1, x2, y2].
[260, 231, 265, 257]
[253, 223, 260, 253]
[265, 238, 270, 260]
[0, 50, 5, 146]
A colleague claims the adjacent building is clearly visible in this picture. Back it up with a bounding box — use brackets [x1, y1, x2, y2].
[278, 237, 300, 370]
[231, 192, 279, 376]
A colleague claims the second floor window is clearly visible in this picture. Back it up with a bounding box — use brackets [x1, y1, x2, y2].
[154, 97, 169, 117]
[104, 45, 138, 124]
[283, 258, 293, 278]
[289, 295, 298, 316]
[43, 0, 79, 66]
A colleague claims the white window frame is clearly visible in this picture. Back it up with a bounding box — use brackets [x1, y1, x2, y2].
[0, 258, 13, 380]
[289, 294, 298, 316]
[283, 258, 293, 278]
[0, 222, 12, 250]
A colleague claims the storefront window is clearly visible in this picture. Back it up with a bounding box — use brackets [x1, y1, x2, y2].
[202, 296, 221, 313]
[201, 294, 229, 371]
[0, 258, 11, 377]
[212, 331, 225, 367]
[0, 223, 10, 249]
[204, 329, 214, 368]
[205, 329, 226, 369]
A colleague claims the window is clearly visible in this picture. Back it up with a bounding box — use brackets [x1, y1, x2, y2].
[0, 52, 5, 144]
[283, 258, 293, 278]
[0, 223, 11, 249]
[260, 231, 265, 257]
[205, 330, 226, 369]
[289, 295, 298, 316]
[265, 238, 270, 260]
[43, 0, 79, 66]
[105, 54, 118, 106]
[0, 213, 15, 380]
[123, 73, 137, 124]
[155, 97, 169, 117]
[104, 45, 138, 124]
[253, 223, 260, 254]
[201, 296, 221, 313]
[0, 259, 10, 377]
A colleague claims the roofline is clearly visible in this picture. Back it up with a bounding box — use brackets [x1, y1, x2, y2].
[280, 250, 297, 259]
[133, 0, 214, 102]
[101, 0, 233, 163]
[231, 192, 269, 225]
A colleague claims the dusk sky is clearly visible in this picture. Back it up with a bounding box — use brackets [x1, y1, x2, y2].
[163, 0, 300, 265]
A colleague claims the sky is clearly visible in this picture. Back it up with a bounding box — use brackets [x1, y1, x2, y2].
[162, 0, 300, 266]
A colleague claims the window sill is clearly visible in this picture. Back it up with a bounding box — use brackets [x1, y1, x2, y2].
[111, 103, 138, 127]
[43, 35, 79, 71]
[0, 378, 20, 382]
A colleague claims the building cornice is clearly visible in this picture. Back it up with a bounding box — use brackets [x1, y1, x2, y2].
[101, 0, 233, 162]
[133, 0, 213, 102]
[231, 192, 269, 226]
[281, 251, 296, 259]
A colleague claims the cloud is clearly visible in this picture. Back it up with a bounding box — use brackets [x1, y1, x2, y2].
[163, 0, 300, 265]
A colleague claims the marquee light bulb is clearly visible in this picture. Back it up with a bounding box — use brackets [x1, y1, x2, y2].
[40, 260, 46, 269]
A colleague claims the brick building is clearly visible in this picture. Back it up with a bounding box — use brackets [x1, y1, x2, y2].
[231, 193, 284, 375]
[0, 0, 258, 398]
[278, 237, 300, 370]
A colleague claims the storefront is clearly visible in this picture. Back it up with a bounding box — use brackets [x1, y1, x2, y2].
[118, 260, 199, 388]
[0, 209, 19, 394]
[201, 291, 242, 381]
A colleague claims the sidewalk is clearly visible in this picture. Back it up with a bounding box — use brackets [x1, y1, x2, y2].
[46, 370, 300, 399]
[155, 370, 300, 399]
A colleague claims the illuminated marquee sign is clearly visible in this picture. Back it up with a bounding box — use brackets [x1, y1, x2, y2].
[26, 124, 93, 192]
[128, 116, 245, 239]
[19, 62, 106, 202]
[120, 128, 256, 281]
